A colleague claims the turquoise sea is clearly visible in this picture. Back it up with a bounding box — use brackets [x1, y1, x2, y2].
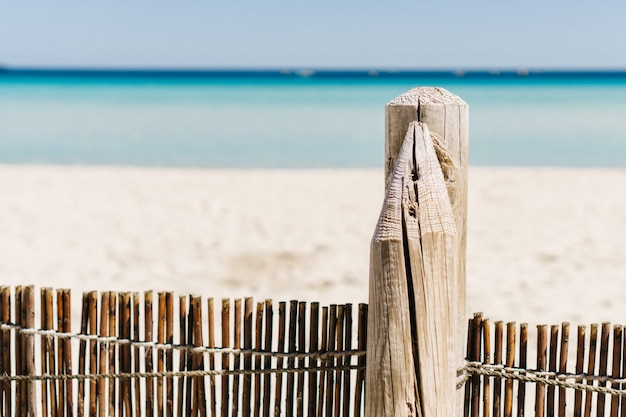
[1, 69, 625, 168]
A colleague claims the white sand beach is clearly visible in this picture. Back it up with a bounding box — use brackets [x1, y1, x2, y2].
[1, 165, 625, 327]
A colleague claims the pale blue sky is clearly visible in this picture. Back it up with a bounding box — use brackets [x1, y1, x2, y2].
[2, 1, 625, 69]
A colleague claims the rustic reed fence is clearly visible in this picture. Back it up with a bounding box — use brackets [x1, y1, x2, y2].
[0, 285, 367, 417]
[463, 314, 626, 417]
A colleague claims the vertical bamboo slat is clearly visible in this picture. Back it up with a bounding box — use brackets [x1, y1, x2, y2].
[157, 293, 166, 417]
[108, 292, 117, 417]
[233, 299, 242, 417]
[610, 325, 623, 417]
[354, 304, 367, 417]
[547, 325, 559, 417]
[243, 297, 254, 417]
[63, 289, 74, 417]
[536, 325, 547, 417]
[24, 286, 36, 417]
[254, 302, 264, 417]
[317, 306, 329, 417]
[88, 291, 99, 417]
[518, 324, 528, 417]
[297, 301, 307, 417]
[342, 305, 353, 417]
[483, 319, 492, 417]
[208, 298, 217, 417]
[574, 326, 586, 417]
[0, 287, 11, 417]
[145, 291, 154, 417]
[285, 301, 298, 417]
[308, 302, 320, 417]
[583, 324, 598, 417]
[133, 292, 141, 417]
[597, 323, 612, 417]
[166, 292, 174, 417]
[221, 299, 231, 417]
[557, 323, 570, 417]
[78, 293, 89, 417]
[16, 286, 23, 415]
[99, 292, 110, 417]
[263, 300, 274, 417]
[274, 301, 286, 417]
[494, 321, 504, 417]
[334, 305, 345, 417]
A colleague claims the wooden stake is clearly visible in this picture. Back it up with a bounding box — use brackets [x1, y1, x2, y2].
[166, 292, 174, 417]
[233, 299, 242, 417]
[0, 286, 11, 417]
[297, 302, 307, 417]
[342, 304, 353, 417]
[88, 291, 99, 417]
[243, 297, 254, 417]
[133, 292, 141, 417]
[23, 286, 36, 417]
[333, 305, 345, 417]
[547, 325, 559, 417]
[317, 306, 328, 417]
[573, 326, 586, 417]
[157, 292, 166, 417]
[78, 292, 89, 417]
[325, 305, 337, 417]
[494, 321, 504, 417]
[108, 292, 117, 417]
[583, 324, 598, 417]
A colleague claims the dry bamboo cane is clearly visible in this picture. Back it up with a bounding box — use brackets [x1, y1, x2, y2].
[317, 307, 329, 417]
[286, 300, 298, 417]
[145, 291, 154, 417]
[178, 295, 188, 417]
[354, 304, 367, 417]
[583, 324, 598, 417]
[0, 287, 11, 417]
[610, 325, 623, 417]
[23, 286, 36, 417]
[121, 292, 133, 417]
[535, 325, 547, 417]
[221, 299, 231, 417]
[254, 302, 264, 417]
[471, 315, 483, 417]
[308, 302, 320, 417]
[342, 304, 353, 417]
[494, 321, 504, 417]
[47, 288, 60, 417]
[16, 286, 23, 415]
[333, 305, 345, 417]
[98, 292, 110, 417]
[157, 293, 166, 417]
[324, 305, 337, 417]
[597, 323, 612, 417]
[88, 291, 99, 417]
[242, 297, 254, 417]
[518, 323, 528, 417]
[573, 325, 586, 417]
[108, 292, 117, 417]
[78, 292, 89, 417]
[297, 302, 307, 417]
[208, 298, 217, 417]
[558, 323, 570, 417]
[464, 318, 474, 417]
[166, 292, 174, 417]
[274, 302, 286, 417]
[483, 319, 492, 417]
[233, 299, 242, 417]
[63, 289, 74, 417]
[263, 300, 274, 417]
[547, 325, 559, 417]
[133, 292, 141, 417]
[620, 329, 626, 417]
[186, 296, 194, 417]
[41, 288, 50, 417]
[192, 295, 207, 417]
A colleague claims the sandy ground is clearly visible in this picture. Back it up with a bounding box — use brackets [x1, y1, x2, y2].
[1, 165, 625, 327]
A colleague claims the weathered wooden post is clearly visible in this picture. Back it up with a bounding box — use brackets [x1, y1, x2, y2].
[366, 87, 469, 417]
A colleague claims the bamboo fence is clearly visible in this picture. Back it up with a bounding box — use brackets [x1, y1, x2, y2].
[0, 285, 367, 417]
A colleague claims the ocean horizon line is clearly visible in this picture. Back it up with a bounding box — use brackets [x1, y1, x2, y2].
[3, 67, 626, 80]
